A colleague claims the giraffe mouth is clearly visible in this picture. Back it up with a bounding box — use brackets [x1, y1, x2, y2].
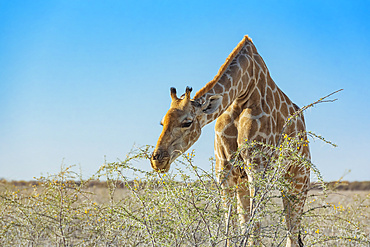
[150, 150, 171, 173]
[150, 158, 171, 173]
[150, 146, 186, 173]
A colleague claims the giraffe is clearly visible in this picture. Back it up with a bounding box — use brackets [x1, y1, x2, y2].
[150, 35, 310, 247]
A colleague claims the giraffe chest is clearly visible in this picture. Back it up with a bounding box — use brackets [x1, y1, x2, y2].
[237, 109, 278, 146]
[215, 90, 305, 156]
[216, 102, 287, 148]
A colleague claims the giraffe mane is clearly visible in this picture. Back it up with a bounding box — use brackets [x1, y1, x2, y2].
[193, 35, 253, 99]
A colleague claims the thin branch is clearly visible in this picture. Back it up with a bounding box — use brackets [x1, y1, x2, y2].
[224, 204, 233, 247]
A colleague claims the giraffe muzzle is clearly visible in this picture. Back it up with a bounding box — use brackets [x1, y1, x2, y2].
[150, 150, 170, 173]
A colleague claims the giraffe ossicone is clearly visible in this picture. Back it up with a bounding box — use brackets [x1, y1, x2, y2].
[150, 35, 310, 247]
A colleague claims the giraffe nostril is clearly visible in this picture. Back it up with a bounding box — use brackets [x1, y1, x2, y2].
[152, 152, 161, 161]
[152, 150, 169, 162]
[152, 154, 157, 161]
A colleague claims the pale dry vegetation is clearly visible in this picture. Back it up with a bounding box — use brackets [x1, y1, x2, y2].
[0, 144, 369, 246]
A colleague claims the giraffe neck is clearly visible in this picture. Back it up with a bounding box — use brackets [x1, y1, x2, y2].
[195, 36, 270, 127]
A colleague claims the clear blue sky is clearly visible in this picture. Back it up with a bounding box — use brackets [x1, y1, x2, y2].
[1, 1, 369, 181]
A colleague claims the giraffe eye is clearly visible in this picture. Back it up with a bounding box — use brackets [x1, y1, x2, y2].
[181, 121, 193, 128]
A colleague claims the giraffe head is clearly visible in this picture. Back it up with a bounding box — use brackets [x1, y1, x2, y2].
[150, 87, 222, 173]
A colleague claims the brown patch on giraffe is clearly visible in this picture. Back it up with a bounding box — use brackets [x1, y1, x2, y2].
[274, 91, 281, 110]
[238, 54, 249, 71]
[267, 77, 276, 90]
[297, 119, 304, 132]
[266, 86, 274, 103]
[221, 75, 232, 92]
[224, 124, 237, 137]
[194, 35, 253, 99]
[251, 105, 263, 118]
[281, 92, 291, 105]
[237, 80, 243, 93]
[260, 115, 273, 135]
[234, 67, 242, 84]
[239, 74, 255, 98]
[293, 181, 304, 191]
[280, 102, 288, 116]
[253, 54, 267, 71]
[247, 43, 257, 55]
[246, 59, 254, 78]
[261, 99, 270, 114]
[229, 88, 235, 101]
[248, 120, 259, 138]
[212, 83, 223, 95]
[222, 93, 229, 107]
[246, 89, 261, 108]
[288, 105, 296, 116]
[277, 112, 286, 130]
[258, 75, 266, 95]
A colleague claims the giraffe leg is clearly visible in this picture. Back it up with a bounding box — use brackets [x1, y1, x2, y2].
[239, 172, 262, 246]
[283, 166, 310, 247]
[216, 158, 237, 246]
[214, 115, 240, 246]
[236, 175, 250, 233]
[236, 174, 264, 247]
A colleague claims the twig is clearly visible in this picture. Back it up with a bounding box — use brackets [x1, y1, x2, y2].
[264, 89, 343, 179]
[224, 204, 233, 247]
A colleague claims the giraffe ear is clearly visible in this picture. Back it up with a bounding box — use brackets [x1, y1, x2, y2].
[201, 95, 222, 114]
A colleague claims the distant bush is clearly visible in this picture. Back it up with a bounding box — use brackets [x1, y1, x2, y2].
[332, 181, 370, 191]
[310, 181, 370, 191]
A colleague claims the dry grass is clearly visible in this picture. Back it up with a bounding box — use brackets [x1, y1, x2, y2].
[1, 166, 369, 246]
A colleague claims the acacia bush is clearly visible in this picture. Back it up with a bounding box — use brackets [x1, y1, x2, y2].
[0, 142, 369, 246]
